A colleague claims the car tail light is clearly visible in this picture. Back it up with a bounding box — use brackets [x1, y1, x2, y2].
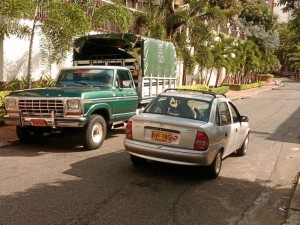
[194, 131, 209, 151]
[125, 121, 133, 139]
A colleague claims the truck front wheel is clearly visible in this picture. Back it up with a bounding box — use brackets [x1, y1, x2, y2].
[82, 115, 107, 150]
[16, 125, 31, 143]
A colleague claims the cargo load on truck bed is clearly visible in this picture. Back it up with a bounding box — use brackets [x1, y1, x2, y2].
[73, 33, 178, 105]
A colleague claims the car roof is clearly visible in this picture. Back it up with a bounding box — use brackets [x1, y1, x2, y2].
[159, 89, 228, 102]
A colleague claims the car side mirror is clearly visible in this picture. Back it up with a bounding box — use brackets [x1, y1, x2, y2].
[240, 116, 249, 122]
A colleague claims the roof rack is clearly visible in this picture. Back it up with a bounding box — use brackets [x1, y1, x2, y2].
[163, 88, 227, 98]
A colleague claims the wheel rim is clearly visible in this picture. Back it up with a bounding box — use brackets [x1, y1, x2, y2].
[91, 123, 103, 143]
[214, 152, 222, 174]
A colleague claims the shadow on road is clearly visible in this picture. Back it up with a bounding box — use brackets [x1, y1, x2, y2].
[0, 127, 126, 156]
[0, 148, 294, 225]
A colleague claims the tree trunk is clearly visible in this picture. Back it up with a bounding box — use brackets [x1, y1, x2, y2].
[206, 65, 214, 86]
[0, 35, 4, 81]
[26, 17, 37, 89]
[214, 69, 220, 88]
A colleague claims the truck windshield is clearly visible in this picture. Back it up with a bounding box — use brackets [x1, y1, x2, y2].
[55, 69, 114, 87]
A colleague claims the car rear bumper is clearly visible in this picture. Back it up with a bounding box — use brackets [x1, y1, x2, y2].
[124, 138, 219, 166]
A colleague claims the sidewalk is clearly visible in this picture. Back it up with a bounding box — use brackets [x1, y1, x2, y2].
[0, 82, 299, 224]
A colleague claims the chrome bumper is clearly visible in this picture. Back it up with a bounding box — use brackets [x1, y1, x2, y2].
[124, 138, 218, 166]
[4, 115, 87, 128]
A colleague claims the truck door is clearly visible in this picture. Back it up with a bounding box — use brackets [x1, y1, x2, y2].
[115, 69, 138, 120]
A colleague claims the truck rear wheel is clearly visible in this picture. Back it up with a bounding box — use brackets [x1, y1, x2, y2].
[82, 115, 107, 150]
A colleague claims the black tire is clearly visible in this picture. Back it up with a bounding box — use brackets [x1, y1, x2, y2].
[130, 155, 147, 166]
[206, 150, 222, 178]
[82, 115, 107, 150]
[16, 125, 31, 143]
[235, 134, 249, 156]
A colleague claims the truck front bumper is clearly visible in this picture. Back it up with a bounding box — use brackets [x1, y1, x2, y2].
[4, 115, 87, 128]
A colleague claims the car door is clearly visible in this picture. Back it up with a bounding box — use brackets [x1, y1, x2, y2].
[216, 101, 236, 156]
[115, 69, 138, 120]
[228, 101, 248, 150]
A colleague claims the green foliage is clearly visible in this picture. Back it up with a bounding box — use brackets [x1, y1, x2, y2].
[178, 84, 209, 91]
[40, 1, 89, 65]
[225, 82, 266, 90]
[261, 74, 274, 78]
[0, 0, 34, 38]
[239, 0, 278, 32]
[209, 86, 229, 94]
[92, 3, 133, 33]
[0, 76, 55, 120]
[0, 75, 55, 91]
[0, 91, 10, 122]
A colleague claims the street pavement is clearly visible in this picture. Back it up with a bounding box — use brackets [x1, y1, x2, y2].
[0, 80, 299, 224]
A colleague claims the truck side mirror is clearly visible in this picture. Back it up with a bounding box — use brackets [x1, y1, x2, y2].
[122, 80, 132, 88]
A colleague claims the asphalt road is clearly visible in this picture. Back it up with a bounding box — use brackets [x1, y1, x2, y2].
[0, 79, 299, 225]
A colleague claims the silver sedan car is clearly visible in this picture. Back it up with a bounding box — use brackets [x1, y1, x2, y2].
[124, 89, 250, 178]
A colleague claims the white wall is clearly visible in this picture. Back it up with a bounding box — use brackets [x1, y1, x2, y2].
[3, 21, 72, 81]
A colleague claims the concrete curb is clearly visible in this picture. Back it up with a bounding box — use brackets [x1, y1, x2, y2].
[284, 178, 300, 224]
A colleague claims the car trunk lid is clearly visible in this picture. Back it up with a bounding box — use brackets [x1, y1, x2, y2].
[131, 114, 206, 149]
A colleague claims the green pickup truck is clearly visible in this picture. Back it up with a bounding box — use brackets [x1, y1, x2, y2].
[4, 34, 178, 150]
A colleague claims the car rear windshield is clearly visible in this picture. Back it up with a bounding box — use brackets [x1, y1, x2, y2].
[145, 96, 211, 122]
[55, 69, 114, 87]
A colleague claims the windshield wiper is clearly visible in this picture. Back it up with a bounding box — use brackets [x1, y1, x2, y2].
[55, 82, 66, 87]
[74, 81, 93, 87]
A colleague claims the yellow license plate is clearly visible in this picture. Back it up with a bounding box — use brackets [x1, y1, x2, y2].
[31, 119, 47, 127]
[151, 131, 172, 143]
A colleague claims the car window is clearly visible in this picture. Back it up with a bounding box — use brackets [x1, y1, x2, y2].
[228, 102, 241, 123]
[217, 102, 232, 126]
[145, 96, 210, 121]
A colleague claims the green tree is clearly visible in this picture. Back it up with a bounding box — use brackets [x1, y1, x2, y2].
[0, 0, 34, 81]
[206, 34, 235, 87]
[275, 23, 300, 75]
[25, 0, 90, 88]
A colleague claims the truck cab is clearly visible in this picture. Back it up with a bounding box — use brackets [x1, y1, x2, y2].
[5, 66, 138, 150]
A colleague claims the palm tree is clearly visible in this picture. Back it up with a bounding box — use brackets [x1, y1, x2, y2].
[0, 0, 34, 81]
[205, 34, 235, 87]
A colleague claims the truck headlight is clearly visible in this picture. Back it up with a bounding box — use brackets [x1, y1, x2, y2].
[5, 98, 18, 110]
[66, 99, 83, 115]
[67, 99, 81, 110]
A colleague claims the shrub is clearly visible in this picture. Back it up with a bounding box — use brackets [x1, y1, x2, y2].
[261, 74, 274, 78]
[178, 84, 209, 91]
[209, 86, 229, 94]
[224, 82, 266, 91]
[0, 91, 10, 123]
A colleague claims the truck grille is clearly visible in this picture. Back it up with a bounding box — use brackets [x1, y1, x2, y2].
[19, 99, 64, 116]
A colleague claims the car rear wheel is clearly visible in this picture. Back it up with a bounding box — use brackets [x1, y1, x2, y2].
[130, 155, 147, 166]
[82, 115, 107, 150]
[206, 150, 222, 178]
[235, 134, 249, 156]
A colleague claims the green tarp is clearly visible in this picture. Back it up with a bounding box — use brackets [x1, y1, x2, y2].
[73, 34, 177, 78]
